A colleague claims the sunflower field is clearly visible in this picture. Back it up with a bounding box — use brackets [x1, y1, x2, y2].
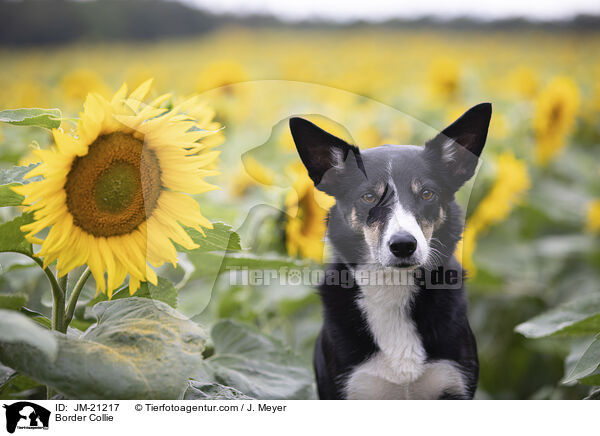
[1, 25, 600, 400]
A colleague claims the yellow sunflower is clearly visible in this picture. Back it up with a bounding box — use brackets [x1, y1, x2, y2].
[14, 80, 222, 296]
[456, 152, 530, 274]
[585, 199, 600, 233]
[195, 59, 248, 94]
[230, 156, 276, 198]
[61, 68, 111, 103]
[428, 57, 461, 101]
[533, 76, 580, 165]
[507, 66, 539, 99]
[285, 162, 335, 262]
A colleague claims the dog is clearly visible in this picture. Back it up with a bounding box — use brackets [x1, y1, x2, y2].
[289, 103, 491, 399]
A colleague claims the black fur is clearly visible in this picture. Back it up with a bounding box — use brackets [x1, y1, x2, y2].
[290, 103, 491, 400]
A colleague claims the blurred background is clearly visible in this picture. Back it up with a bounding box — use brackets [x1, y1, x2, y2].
[1, 0, 600, 399]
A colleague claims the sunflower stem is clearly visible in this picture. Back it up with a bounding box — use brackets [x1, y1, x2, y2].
[29, 258, 65, 332]
[64, 267, 91, 329]
[4, 251, 68, 332]
[58, 274, 68, 294]
[50, 280, 66, 333]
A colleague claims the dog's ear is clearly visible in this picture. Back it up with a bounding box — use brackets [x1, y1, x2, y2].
[425, 102, 492, 189]
[289, 117, 365, 194]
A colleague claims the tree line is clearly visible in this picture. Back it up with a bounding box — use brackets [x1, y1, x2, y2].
[1, 0, 599, 46]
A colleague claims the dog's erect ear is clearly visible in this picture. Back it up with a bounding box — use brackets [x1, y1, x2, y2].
[289, 117, 365, 194]
[425, 103, 492, 189]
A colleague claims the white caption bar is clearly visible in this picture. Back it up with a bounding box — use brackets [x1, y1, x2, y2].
[1, 400, 595, 436]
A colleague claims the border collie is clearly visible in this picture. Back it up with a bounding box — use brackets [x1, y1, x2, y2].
[289, 103, 491, 399]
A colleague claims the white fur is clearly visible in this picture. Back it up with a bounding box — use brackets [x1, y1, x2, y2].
[346, 359, 467, 400]
[441, 139, 458, 163]
[345, 267, 425, 397]
[380, 203, 429, 266]
[344, 266, 467, 400]
[330, 148, 346, 171]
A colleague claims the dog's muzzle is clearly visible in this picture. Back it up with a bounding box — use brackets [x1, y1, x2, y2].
[387, 230, 419, 267]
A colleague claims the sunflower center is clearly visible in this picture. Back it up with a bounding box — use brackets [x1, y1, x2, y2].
[95, 162, 138, 213]
[549, 103, 564, 125]
[65, 132, 162, 237]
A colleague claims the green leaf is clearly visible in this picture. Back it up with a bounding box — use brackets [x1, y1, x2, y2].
[0, 372, 43, 400]
[578, 370, 600, 386]
[0, 184, 24, 207]
[563, 337, 600, 383]
[199, 319, 315, 400]
[0, 213, 34, 255]
[30, 316, 52, 330]
[0, 363, 16, 387]
[0, 298, 208, 399]
[132, 278, 178, 308]
[187, 251, 311, 280]
[0, 293, 28, 310]
[184, 222, 241, 252]
[88, 277, 178, 308]
[584, 388, 600, 400]
[0, 165, 40, 186]
[515, 294, 600, 338]
[0, 309, 58, 360]
[0, 164, 40, 207]
[183, 380, 253, 400]
[0, 164, 40, 187]
[219, 252, 311, 270]
[0, 108, 62, 129]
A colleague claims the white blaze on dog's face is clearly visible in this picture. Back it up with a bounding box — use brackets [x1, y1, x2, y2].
[379, 200, 430, 268]
[289, 103, 492, 269]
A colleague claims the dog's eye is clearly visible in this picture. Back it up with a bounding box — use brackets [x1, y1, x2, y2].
[362, 193, 377, 204]
[420, 189, 435, 201]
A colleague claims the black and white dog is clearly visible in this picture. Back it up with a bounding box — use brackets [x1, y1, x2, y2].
[289, 103, 491, 399]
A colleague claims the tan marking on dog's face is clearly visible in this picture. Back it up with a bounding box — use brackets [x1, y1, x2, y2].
[364, 182, 386, 205]
[349, 207, 361, 231]
[421, 221, 435, 241]
[434, 207, 446, 230]
[362, 224, 383, 262]
[360, 182, 390, 259]
[419, 208, 446, 242]
[411, 179, 422, 196]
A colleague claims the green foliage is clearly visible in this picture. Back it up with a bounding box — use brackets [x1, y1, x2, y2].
[184, 381, 253, 400]
[515, 294, 600, 338]
[0, 164, 40, 207]
[563, 338, 600, 384]
[0, 293, 28, 310]
[0, 108, 61, 129]
[0, 310, 58, 361]
[0, 213, 33, 255]
[0, 298, 314, 400]
[0, 298, 208, 399]
[0, 185, 24, 206]
[195, 320, 316, 400]
[516, 294, 600, 395]
[185, 222, 242, 252]
[0, 369, 45, 400]
[186, 251, 310, 279]
[89, 277, 179, 308]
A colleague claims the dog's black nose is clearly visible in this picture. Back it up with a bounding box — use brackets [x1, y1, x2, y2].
[389, 231, 417, 258]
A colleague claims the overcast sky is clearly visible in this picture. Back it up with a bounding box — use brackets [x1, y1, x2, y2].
[182, 0, 600, 22]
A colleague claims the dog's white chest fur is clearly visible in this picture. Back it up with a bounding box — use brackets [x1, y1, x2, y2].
[344, 277, 466, 399]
